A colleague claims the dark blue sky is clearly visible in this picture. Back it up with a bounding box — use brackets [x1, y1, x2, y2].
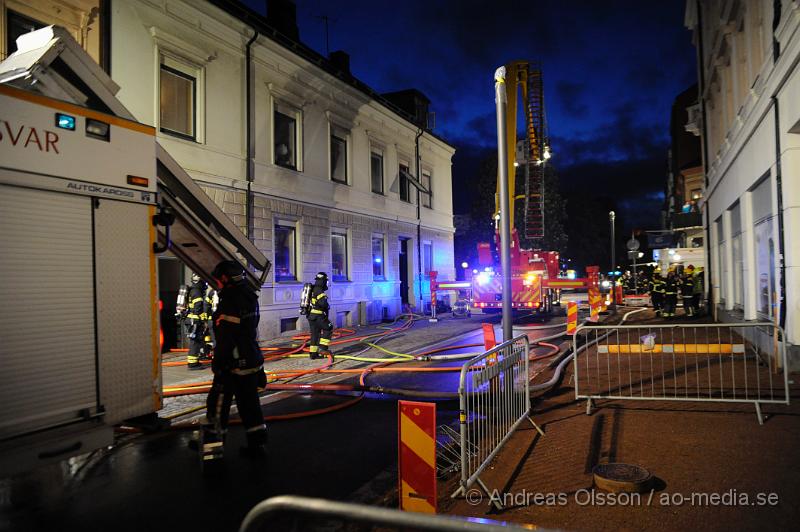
[246, 0, 697, 227]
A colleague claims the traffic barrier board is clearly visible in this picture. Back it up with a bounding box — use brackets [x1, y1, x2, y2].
[398, 401, 437, 514]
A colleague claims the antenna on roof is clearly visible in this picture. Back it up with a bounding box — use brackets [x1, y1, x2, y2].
[313, 14, 338, 56]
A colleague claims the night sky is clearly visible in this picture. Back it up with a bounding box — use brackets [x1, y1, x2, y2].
[245, 0, 697, 231]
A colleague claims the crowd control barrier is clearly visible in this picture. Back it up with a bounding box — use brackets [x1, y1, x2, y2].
[451, 335, 541, 509]
[239, 495, 538, 531]
[573, 322, 790, 424]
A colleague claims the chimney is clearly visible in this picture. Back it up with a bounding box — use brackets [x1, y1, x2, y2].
[267, 0, 299, 41]
[329, 50, 350, 75]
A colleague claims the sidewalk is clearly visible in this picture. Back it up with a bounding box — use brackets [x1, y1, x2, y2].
[443, 308, 800, 531]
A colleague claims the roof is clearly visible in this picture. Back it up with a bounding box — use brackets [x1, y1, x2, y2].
[208, 0, 455, 150]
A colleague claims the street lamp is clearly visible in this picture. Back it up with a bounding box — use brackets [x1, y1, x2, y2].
[461, 261, 469, 280]
[609, 210, 616, 313]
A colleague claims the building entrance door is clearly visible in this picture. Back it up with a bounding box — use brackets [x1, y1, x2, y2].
[399, 237, 410, 306]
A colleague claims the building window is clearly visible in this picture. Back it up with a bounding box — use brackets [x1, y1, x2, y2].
[274, 222, 297, 282]
[421, 170, 432, 208]
[330, 127, 348, 184]
[6, 10, 45, 58]
[399, 163, 411, 203]
[331, 230, 348, 281]
[160, 60, 197, 141]
[274, 102, 301, 170]
[423, 241, 433, 276]
[372, 235, 385, 280]
[371, 149, 384, 194]
[730, 203, 743, 308]
[280, 317, 299, 333]
[755, 219, 775, 317]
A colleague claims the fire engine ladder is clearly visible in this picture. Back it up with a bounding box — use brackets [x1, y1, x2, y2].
[523, 66, 545, 241]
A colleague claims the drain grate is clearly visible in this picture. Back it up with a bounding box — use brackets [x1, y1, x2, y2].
[593, 463, 652, 493]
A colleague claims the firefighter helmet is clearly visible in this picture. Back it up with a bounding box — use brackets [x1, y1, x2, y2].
[211, 260, 246, 283]
[314, 271, 328, 290]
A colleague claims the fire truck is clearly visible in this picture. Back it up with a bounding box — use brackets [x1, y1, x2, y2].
[0, 27, 269, 476]
[472, 236, 561, 312]
[470, 61, 597, 314]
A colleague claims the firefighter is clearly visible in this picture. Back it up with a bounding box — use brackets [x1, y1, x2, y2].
[692, 266, 705, 316]
[307, 272, 334, 360]
[649, 268, 665, 317]
[204, 260, 267, 458]
[680, 265, 695, 317]
[202, 284, 218, 358]
[663, 269, 679, 318]
[183, 273, 212, 369]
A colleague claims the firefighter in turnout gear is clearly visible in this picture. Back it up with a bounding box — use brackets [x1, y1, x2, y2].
[663, 269, 679, 318]
[307, 272, 334, 360]
[203, 260, 267, 458]
[181, 273, 213, 369]
[649, 268, 665, 317]
[692, 266, 705, 316]
[681, 265, 696, 317]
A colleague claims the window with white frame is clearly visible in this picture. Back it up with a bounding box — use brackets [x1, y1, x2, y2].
[372, 235, 385, 280]
[330, 126, 348, 184]
[752, 178, 775, 317]
[716, 218, 726, 303]
[399, 163, 412, 203]
[730, 203, 743, 308]
[331, 229, 348, 281]
[421, 170, 432, 208]
[423, 241, 433, 276]
[159, 56, 199, 141]
[274, 221, 298, 282]
[274, 101, 301, 170]
[371, 148, 384, 194]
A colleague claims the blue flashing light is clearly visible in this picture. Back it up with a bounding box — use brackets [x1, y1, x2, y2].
[374, 257, 382, 264]
[55, 113, 75, 131]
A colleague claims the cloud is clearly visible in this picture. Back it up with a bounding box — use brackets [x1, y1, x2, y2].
[556, 80, 589, 118]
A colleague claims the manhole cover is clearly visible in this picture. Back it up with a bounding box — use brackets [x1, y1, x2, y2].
[593, 463, 652, 493]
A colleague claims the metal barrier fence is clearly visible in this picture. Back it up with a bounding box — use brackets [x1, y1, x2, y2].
[239, 495, 538, 531]
[573, 323, 790, 424]
[451, 334, 541, 508]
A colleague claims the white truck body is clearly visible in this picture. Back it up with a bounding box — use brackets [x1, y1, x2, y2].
[0, 27, 269, 476]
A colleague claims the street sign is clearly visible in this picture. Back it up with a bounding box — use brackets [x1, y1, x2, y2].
[626, 238, 640, 251]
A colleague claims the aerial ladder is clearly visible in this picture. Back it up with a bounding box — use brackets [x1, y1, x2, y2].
[471, 61, 597, 317]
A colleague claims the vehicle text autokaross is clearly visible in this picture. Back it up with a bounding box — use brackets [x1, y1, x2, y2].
[1, 118, 134, 199]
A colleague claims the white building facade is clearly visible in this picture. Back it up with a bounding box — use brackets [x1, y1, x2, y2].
[2, 0, 456, 341]
[685, 0, 800, 368]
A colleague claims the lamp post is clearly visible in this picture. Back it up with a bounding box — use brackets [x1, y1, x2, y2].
[494, 65, 513, 342]
[461, 261, 469, 281]
[609, 210, 616, 313]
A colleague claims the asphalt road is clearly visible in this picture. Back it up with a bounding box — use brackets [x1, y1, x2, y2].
[0, 318, 566, 532]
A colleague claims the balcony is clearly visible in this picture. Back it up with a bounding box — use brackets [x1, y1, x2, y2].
[671, 211, 703, 229]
